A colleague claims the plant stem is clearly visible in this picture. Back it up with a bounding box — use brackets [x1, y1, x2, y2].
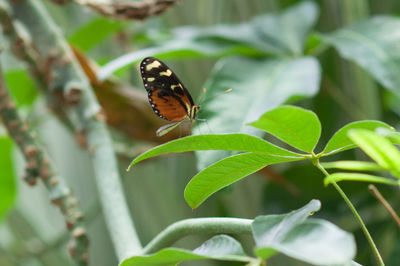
[142, 218, 253, 254]
[314, 159, 384, 266]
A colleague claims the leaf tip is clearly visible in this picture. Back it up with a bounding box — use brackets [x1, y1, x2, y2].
[126, 161, 135, 172]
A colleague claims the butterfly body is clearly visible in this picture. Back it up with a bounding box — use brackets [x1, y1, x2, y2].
[140, 57, 199, 136]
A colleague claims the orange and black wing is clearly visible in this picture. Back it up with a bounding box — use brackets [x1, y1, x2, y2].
[140, 57, 195, 122]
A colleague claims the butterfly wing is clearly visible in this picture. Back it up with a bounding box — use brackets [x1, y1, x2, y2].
[140, 57, 195, 122]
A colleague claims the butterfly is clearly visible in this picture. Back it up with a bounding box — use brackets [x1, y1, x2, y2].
[140, 57, 200, 136]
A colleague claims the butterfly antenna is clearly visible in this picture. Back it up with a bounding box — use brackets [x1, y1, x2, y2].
[197, 87, 207, 106]
[197, 87, 232, 106]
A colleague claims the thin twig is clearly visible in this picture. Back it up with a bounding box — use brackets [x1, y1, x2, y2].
[0, 1, 77, 131]
[369, 184, 400, 228]
[0, 56, 89, 265]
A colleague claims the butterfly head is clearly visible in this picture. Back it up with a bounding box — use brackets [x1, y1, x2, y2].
[189, 105, 200, 120]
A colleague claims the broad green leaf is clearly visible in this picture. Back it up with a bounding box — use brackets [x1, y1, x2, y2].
[255, 219, 356, 265]
[321, 16, 400, 93]
[68, 17, 122, 51]
[252, 1, 318, 56]
[127, 134, 303, 170]
[248, 105, 321, 153]
[185, 153, 302, 209]
[252, 199, 321, 248]
[322, 121, 393, 155]
[121, 235, 252, 266]
[324, 173, 399, 186]
[5, 70, 37, 107]
[98, 1, 319, 80]
[348, 129, 400, 177]
[0, 137, 16, 220]
[321, 161, 385, 171]
[195, 56, 320, 169]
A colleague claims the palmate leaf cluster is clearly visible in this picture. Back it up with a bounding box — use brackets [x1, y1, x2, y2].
[128, 105, 400, 208]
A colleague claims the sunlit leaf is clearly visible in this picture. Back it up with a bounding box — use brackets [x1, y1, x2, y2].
[5, 70, 37, 107]
[375, 127, 400, 145]
[324, 173, 399, 186]
[322, 121, 393, 155]
[69, 17, 122, 51]
[0, 137, 16, 220]
[348, 129, 400, 177]
[248, 105, 321, 153]
[185, 153, 302, 209]
[321, 161, 384, 171]
[127, 134, 304, 170]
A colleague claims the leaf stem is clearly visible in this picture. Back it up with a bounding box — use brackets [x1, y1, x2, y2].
[313, 158, 385, 265]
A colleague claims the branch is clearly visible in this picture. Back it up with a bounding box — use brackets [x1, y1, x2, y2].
[0, 54, 89, 265]
[51, 0, 180, 20]
[143, 218, 253, 254]
[0, 1, 78, 132]
[6, 0, 142, 260]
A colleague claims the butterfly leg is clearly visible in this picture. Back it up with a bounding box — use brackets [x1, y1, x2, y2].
[156, 121, 183, 137]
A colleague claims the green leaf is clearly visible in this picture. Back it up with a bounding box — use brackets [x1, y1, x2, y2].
[255, 219, 356, 265]
[98, 1, 319, 80]
[322, 120, 393, 155]
[321, 161, 385, 171]
[375, 127, 400, 145]
[127, 134, 303, 170]
[248, 105, 321, 153]
[252, 200, 356, 265]
[252, 1, 319, 56]
[252, 199, 321, 249]
[0, 137, 16, 220]
[121, 235, 252, 266]
[321, 16, 400, 93]
[185, 153, 302, 209]
[348, 129, 400, 176]
[324, 173, 399, 186]
[195, 56, 320, 169]
[5, 70, 38, 107]
[68, 17, 122, 51]
[192, 235, 247, 257]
